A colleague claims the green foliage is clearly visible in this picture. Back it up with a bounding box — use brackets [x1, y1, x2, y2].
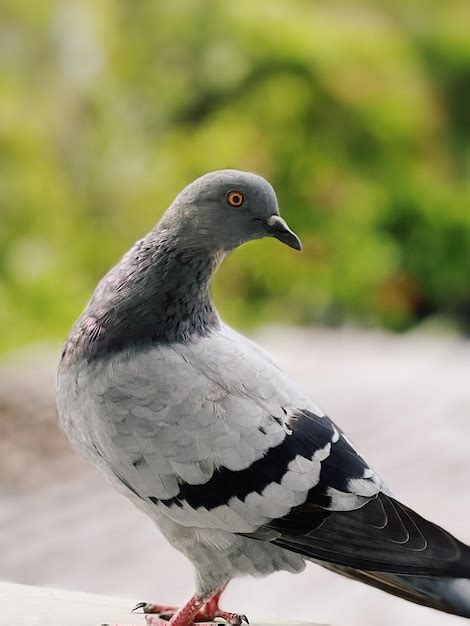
[1, 0, 470, 352]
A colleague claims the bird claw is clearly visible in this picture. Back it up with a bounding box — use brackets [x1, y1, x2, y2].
[129, 593, 249, 626]
[132, 602, 178, 615]
[216, 612, 249, 625]
[143, 611, 249, 625]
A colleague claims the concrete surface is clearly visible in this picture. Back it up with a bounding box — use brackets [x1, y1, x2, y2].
[0, 582, 323, 626]
[1, 327, 469, 626]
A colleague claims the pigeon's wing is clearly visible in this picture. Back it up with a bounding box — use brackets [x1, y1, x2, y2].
[151, 401, 469, 579]
[256, 490, 470, 577]
[86, 327, 470, 578]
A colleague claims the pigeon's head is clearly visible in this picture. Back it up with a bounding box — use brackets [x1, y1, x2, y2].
[160, 169, 302, 253]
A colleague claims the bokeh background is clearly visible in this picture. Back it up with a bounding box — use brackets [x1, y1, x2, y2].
[2, 0, 470, 353]
[1, 1, 470, 626]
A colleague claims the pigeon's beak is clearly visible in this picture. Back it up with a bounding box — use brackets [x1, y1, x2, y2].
[266, 215, 302, 251]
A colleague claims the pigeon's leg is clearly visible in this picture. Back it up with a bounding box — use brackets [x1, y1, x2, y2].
[144, 594, 206, 625]
[138, 587, 227, 620]
[135, 583, 248, 625]
[197, 583, 226, 617]
[193, 585, 248, 624]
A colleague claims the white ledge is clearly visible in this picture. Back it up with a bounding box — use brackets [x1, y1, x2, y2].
[0, 582, 327, 626]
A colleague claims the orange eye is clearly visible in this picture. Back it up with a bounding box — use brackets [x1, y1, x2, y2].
[227, 190, 245, 207]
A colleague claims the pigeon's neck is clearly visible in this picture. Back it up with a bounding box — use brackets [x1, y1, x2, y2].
[63, 233, 222, 362]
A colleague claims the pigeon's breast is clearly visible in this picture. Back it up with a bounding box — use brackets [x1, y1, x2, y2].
[56, 329, 318, 511]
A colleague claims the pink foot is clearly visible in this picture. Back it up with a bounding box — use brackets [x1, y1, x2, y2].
[149, 610, 248, 625]
[132, 584, 248, 626]
[142, 612, 247, 626]
[211, 611, 249, 625]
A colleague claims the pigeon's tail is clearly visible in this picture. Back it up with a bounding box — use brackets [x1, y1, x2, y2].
[266, 492, 470, 618]
[324, 565, 470, 618]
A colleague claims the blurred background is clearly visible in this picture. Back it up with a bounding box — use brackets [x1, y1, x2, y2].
[1, 1, 469, 625]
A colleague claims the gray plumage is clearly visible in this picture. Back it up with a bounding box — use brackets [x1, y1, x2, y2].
[57, 170, 470, 619]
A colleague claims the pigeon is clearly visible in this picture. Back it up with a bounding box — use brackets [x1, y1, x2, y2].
[57, 170, 470, 626]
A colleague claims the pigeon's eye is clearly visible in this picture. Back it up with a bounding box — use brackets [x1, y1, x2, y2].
[227, 191, 245, 208]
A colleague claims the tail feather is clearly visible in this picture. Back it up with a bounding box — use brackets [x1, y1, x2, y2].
[271, 493, 470, 577]
[322, 564, 470, 618]
[262, 491, 470, 617]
